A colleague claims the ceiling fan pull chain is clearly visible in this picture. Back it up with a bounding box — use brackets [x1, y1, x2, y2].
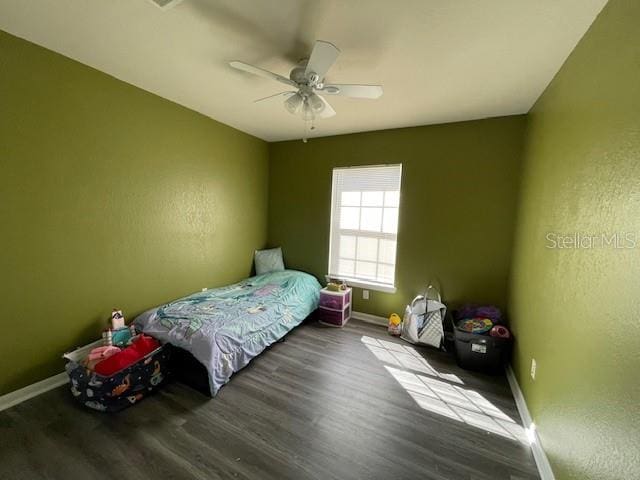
[303, 121, 309, 143]
[303, 118, 315, 143]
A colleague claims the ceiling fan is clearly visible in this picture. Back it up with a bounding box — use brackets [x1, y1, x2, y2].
[230, 40, 383, 134]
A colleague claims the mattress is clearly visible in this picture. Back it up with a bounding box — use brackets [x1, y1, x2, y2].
[134, 269, 321, 396]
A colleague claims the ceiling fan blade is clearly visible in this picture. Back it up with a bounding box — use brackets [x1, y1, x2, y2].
[317, 95, 336, 118]
[319, 84, 383, 99]
[304, 40, 340, 80]
[230, 61, 297, 87]
[254, 91, 297, 103]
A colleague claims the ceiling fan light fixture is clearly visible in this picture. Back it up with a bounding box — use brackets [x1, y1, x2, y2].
[284, 93, 303, 114]
[301, 102, 316, 121]
[308, 93, 325, 113]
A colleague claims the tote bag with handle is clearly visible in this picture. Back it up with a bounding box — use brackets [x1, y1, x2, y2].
[401, 285, 446, 349]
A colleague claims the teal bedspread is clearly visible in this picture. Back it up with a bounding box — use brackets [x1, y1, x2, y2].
[134, 270, 321, 396]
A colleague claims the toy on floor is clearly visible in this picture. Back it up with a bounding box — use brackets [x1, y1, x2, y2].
[388, 313, 402, 336]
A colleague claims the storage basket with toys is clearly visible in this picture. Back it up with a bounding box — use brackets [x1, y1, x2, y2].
[452, 305, 513, 373]
[63, 309, 172, 412]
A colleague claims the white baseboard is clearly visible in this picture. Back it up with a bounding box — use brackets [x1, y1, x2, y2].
[351, 311, 388, 326]
[505, 365, 555, 480]
[0, 373, 68, 413]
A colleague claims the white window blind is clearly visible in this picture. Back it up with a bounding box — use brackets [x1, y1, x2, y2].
[328, 164, 402, 290]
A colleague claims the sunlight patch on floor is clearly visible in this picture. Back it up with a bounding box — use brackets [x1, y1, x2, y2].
[360, 335, 463, 384]
[385, 365, 527, 443]
[360, 335, 528, 444]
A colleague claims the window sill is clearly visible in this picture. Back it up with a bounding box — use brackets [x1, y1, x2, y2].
[325, 275, 397, 294]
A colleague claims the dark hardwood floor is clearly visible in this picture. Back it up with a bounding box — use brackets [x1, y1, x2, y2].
[0, 320, 539, 480]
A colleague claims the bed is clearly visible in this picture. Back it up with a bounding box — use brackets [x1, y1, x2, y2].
[134, 269, 321, 396]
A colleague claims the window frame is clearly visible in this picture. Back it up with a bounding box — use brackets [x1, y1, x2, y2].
[327, 164, 402, 294]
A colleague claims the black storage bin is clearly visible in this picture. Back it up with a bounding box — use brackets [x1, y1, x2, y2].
[453, 327, 511, 373]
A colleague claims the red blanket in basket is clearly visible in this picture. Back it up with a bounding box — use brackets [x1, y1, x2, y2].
[94, 335, 160, 376]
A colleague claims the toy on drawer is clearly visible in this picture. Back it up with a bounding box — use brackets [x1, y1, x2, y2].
[317, 287, 352, 327]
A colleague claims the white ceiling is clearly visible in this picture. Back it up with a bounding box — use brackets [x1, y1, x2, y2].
[0, 0, 607, 142]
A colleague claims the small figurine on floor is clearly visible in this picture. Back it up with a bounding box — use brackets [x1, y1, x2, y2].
[388, 313, 402, 336]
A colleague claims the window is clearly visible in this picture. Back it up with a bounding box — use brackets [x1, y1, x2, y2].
[328, 164, 402, 292]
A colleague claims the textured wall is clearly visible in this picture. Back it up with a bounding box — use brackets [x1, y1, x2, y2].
[0, 30, 269, 395]
[509, 1, 640, 478]
[268, 116, 526, 317]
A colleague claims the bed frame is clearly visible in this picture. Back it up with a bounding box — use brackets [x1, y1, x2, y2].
[170, 346, 213, 396]
[169, 332, 290, 397]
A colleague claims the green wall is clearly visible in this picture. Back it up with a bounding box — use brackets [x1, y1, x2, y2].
[4, 4, 638, 476]
[0, 31, 269, 395]
[268, 116, 526, 317]
[508, 1, 640, 479]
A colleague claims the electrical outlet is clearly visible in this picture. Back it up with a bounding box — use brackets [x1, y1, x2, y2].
[202, 287, 208, 292]
[531, 358, 537, 380]
[362, 289, 369, 300]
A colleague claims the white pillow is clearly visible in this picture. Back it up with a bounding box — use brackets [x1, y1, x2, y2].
[254, 247, 285, 275]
